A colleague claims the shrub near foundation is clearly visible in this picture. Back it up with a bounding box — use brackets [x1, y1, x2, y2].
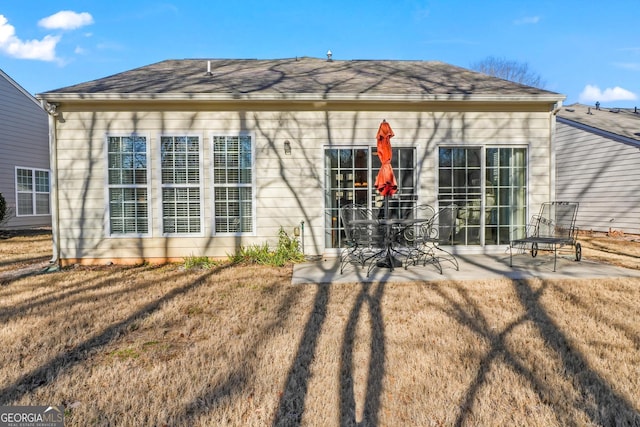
[183, 255, 217, 270]
[0, 193, 6, 225]
[228, 227, 305, 266]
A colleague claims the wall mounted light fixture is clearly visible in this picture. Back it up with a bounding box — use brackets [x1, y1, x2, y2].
[284, 140, 292, 155]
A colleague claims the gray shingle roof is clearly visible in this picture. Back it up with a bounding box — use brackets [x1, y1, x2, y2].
[39, 57, 562, 102]
[557, 103, 640, 142]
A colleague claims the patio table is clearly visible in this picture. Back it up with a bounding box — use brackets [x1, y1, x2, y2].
[351, 217, 430, 276]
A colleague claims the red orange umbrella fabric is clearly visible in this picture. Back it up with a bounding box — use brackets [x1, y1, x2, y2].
[374, 120, 398, 197]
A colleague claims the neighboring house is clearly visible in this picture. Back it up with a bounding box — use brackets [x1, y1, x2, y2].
[0, 69, 51, 229]
[36, 57, 564, 265]
[556, 103, 640, 234]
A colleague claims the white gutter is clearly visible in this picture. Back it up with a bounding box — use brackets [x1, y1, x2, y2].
[549, 100, 563, 201]
[43, 101, 60, 267]
[37, 92, 565, 104]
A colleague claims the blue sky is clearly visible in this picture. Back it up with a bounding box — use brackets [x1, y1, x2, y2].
[1, 1, 639, 107]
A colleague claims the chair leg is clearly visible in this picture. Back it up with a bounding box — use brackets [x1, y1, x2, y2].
[339, 247, 359, 274]
[411, 244, 445, 274]
[435, 246, 458, 271]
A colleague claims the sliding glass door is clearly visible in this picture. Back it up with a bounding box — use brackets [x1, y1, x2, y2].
[485, 148, 527, 244]
[324, 147, 416, 248]
[324, 148, 370, 248]
[438, 147, 527, 246]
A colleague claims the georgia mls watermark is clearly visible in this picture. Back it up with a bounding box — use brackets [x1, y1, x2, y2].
[0, 406, 64, 427]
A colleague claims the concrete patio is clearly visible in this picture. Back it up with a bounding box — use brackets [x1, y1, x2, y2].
[292, 251, 640, 284]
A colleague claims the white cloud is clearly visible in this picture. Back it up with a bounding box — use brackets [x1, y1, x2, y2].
[514, 16, 540, 25]
[38, 11, 93, 30]
[0, 14, 59, 61]
[579, 84, 638, 103]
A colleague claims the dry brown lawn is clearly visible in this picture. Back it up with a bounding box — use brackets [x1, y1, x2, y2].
[0, 229, 52, 275]
[1, 231, 639, 426]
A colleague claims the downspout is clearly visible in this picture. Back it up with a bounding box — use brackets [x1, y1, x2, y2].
[43, 101, 61, 268]
[549, 100, 562, 201]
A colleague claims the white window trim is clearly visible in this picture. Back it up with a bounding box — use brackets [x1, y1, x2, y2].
[209, 132, 256, 236]
[14, 166, 51, 217]
[156, 133, 205, 237]
[104, 133, 152, 238]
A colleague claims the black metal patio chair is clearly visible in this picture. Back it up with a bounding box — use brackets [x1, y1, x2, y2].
[339, 204, 384, 274]
[509, 201, 581, 271]
[404, 204, 459, 273]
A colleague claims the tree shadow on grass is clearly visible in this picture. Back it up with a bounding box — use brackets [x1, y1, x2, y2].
[0, 264, 232, 405]
[271, 280, 387, 427]
[548, 281, 640, 350]
[339, 281, 386, 427]
[512, 279, 639, 425]
[172, 280, 307, 425]
[428, 279, 640, 426]
[271, 284, 330, 426]
[0, 265, 175, 323]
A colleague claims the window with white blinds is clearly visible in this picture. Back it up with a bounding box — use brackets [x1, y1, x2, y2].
[212, 135, 254, 234]
[107, 135, 149, 235]
[161, 136, 202, 234]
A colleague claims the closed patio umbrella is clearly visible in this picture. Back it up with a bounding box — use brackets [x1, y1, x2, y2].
[373, 119, 401, 268]
[374, 120, 398, 197]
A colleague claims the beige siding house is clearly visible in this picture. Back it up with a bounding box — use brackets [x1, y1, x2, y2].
[0, 69, 50, 229]
[556, 103, 640, 234]
[37, 57, 564, 265]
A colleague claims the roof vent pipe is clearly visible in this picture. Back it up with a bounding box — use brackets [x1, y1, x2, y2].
[326, 50, 333, 61]
[206, 60, 212, 76]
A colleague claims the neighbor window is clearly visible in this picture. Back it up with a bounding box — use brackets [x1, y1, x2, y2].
[107, 135, 149, 235]
[15, 167, 50, 216]
[212, 135, 254, 233]
[161, 135, 202, 234]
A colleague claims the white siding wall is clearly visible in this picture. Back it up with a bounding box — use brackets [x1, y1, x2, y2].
[0, 72, 50, 229]
[53, 105, 553, 263]
[556, 121, 640, 234]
